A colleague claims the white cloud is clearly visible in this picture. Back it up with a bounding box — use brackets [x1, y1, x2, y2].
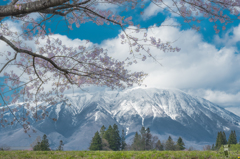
[186, 89, 240, 107]
[142, 0, 181, 20]
[142, 3, 164, 20]
[142, 0, 202, 21]
[187, 89, 240, 116]
[2, 16, 240, 109]
[100, 18, 240, 108]
[214, 24, 240, 48]
[96, 3, 118, 11]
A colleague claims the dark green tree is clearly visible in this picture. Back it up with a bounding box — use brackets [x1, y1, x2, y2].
[211, 144, 215, 150]
[41, 134, 50, 151]
[102, 125, 111, 142]
[165, 136, 176, 150]
[145, 127, 152, 150]
[155, 139, 163, 151]
[89, 131, 102, 150]
[33, 142, 42, 151]
[233, 130, 237, 144]
[228, 130, 237, 144]
[130, 127, 159, 151]
[176, 137, 185, 150]
[103, 125, 115, 150]
[228, 131, 233, 144]
[222, 131, 227, 145]
[121, 129, 127, 150]
[57, 140, 64, 151]
[100, 125, 106, 138]
[131, 132, 141, 150]
[33, 134, 50, 151]
[112, 124, 121, 151]
[215, 131, 224, 149]
[215, 132, 219, 149]
[139, 126, 146, 150]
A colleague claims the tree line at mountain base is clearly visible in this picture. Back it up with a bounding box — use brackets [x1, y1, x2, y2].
[2, 127, 239, 151]
[89, 124, 126, 151]
[212, 130, 240, 150]
[31, 134, 64, 151]
[202, 130, 240, 151]
[89, 125, 186, 151]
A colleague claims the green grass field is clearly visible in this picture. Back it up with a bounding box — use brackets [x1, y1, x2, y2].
[0, 150, 239, 159]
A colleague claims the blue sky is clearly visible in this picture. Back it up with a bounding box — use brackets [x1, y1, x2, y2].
[1, 0, 240, 115]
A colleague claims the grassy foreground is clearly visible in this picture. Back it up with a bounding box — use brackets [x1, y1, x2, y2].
[0, 150, 240, 159]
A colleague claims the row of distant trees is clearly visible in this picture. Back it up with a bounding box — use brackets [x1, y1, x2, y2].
[130, 127, 185, 151]
[89, 124, 126, 151]
[213, 130, 239, 150]
[0, 134, 63, 151]
[0, 145, 10, 151]
[31, 134, 64, 151]
[89, 125, 186, 151]
[202, 130, 240, 151]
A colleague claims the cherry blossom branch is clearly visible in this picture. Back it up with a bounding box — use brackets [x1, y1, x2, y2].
[0, 0, 69, 18]
[0, 53, 17, 74]
[33, 57, 43, 83]
[0, 35, 72, 77]
[1, 77, 38, 95]
[0, 93, 21, 125]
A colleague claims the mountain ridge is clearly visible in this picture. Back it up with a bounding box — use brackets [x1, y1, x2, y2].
[0, 88, 239, 150]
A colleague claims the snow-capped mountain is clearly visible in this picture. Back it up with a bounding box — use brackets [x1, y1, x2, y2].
[0, 88, 240, 150]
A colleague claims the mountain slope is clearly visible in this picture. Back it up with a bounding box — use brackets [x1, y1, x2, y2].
[0, 88, 239, 150]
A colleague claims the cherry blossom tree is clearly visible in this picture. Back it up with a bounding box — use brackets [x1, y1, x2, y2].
[0, 0, 237, 133]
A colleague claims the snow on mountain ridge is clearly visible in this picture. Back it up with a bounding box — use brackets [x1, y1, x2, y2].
[61, 88, 240, 125]
[0, 87, 240, 150]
